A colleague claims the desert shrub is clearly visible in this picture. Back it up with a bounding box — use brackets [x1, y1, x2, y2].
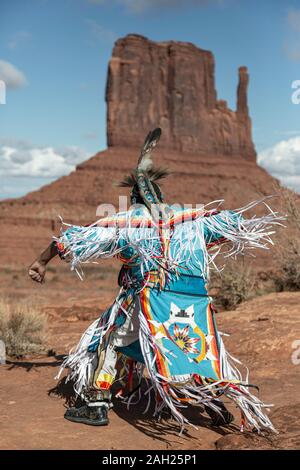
[0, 300, 47, 357]
[273, 185, 300, 291]
[208, 259, 255, 310]
[275, 239, 300, 291]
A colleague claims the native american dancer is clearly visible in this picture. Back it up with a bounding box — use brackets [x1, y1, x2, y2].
[29, 129, 283, 432]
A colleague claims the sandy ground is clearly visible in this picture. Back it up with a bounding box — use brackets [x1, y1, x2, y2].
[0, 266, 299, 451]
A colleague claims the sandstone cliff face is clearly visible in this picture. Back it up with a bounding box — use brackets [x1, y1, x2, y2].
[106, 34, 256, 160]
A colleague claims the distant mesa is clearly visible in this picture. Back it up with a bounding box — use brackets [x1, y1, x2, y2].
[106, 34, 256, 160]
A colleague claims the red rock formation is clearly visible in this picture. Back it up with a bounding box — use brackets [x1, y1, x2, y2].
[106, 34, 256, 160]
[0, 34, 285, 268]
[237, 66, 249, 116]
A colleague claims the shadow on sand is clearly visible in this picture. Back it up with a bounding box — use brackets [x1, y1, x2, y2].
[48, 376, 239, 445]
[5, 354, 64, 372]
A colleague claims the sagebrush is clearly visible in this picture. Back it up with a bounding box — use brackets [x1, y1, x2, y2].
[209, 258, 255, 310]
[0, 300, 47, 357]
[273, 185, 300, 291]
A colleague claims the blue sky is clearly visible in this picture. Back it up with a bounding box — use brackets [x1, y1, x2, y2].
[1, 0, 300, 198]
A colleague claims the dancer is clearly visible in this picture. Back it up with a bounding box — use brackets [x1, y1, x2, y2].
[29, 128, 282, 432]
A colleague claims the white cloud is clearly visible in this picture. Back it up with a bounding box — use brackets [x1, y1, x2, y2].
[0, 139, 88, 178]
[0, 60, 27, 89]
[258, 136, 300, 193]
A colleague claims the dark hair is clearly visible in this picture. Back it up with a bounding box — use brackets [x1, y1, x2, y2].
[130, 182, 164, 205]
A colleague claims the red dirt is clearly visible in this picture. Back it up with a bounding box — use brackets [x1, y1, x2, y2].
[1, 277, 299, 450]
[1, 34, 298, 451]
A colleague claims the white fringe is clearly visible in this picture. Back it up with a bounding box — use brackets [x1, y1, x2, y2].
[55, 198, 283, 432]
[55, 289, 129, 397]
[55, 198, 284, 282]
[56, 296, 277, 434]
[138, 307, 277, 433]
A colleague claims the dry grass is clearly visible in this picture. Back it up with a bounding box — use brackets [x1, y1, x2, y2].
[209, 258, 255, 310]
[209, 184, 300, 307]
[0, 300, 47, 357]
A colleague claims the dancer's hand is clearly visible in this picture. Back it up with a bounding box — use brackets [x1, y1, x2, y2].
[28, 260, 46, 283]
[28, 241, 59, 283]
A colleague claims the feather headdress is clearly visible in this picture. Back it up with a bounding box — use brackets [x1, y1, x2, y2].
[118, 128, 170, 210]
[118, 167, 170, 188]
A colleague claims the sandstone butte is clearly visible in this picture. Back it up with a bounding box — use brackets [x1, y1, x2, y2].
[0, 34, 282, 266]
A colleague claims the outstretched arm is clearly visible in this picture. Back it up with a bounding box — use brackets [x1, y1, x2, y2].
[53, 207, 161, 274]
[180, 200, 284, 278]
[28, 211, 130, 283]
[52, 211, 133, 271]
[28, 241, 58, 283]
[202, 199, 284, 256]
[203, 210, 243, 246]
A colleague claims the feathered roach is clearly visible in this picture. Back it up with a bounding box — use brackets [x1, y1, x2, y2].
[117, 167, 170, 188]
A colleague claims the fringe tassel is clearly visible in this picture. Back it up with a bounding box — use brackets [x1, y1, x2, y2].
[55, 198, 283, 433]
[55, 198, 285, 283]
[55, 290, 127, 397]
[138, 305, 277, 434]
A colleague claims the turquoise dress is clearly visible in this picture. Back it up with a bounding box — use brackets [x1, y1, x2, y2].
[56, 201, 279, 432]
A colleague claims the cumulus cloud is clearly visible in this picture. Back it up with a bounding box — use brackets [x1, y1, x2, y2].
[258, 136, 300, 193]
[0, 60, 27, 89]
[0, 139, 88, 178]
